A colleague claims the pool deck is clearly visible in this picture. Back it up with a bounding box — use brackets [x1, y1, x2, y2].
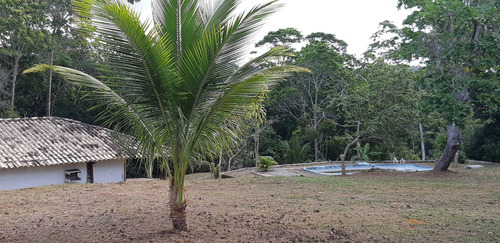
[224, 161, 438, 178]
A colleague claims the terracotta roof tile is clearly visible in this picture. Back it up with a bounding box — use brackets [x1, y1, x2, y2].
[0, 117, 137, 169]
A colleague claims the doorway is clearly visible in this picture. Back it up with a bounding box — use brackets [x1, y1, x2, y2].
[87, 162, 95, 183]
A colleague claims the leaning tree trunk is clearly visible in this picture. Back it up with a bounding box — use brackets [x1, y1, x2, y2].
[169, 183, 188, 231]
[434, 123, 462, 171]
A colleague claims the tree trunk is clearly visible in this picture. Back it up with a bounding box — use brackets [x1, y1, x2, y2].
[145, 158, 153, 179]
[218, 150, 222, 169]
[355, 141, 362, 159]
[434, 123, 462, 171]
[10, 55, 21, 107]
[46, 50, 54, 116]
[340, 137, 358, 176]
[227, 144, 244, 172]
[419, 123, 426, 161]
[314, 138, 320, 161]
[169, 184, 188, 231]
[254, 129, 260, 167]
[340, 154, 346, 176]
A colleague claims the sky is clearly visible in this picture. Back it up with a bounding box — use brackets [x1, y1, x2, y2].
[131, 0, 412, 58]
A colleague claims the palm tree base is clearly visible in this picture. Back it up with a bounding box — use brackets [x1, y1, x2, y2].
[169, 186, 188, 231]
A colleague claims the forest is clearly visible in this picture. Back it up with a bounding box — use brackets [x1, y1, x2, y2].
[1, 0, 499, 177]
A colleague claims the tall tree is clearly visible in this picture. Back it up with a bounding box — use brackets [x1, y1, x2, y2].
[256, 27, 303, 49]
[268, 34, 350, 161]
[255, 27, 303, 65]
[337, 60, 420, 163]
[397, 0, 500, 170]
[0, 0, 50, 108]
[26, 0, 305, 231]
[45, 0, 76, 116]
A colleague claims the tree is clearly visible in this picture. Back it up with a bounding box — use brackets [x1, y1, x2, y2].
[0, 0, 50, 108]
[256, 27, 303, 49]
[397, 0, 500, 170]
[25, 0, 305, 231]
[284, 135, 310, 164]
[337, 60, 420, 163]
[44, 0, 76, 116]
[466, 114, 500, 162]
[305, 32, 348, 54]
[269, 35, 350, 161]
[254, 27, 303, 65]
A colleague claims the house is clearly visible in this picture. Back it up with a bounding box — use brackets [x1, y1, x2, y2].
[0, 117, 137, 190]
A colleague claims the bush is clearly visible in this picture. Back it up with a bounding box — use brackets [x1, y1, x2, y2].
[257, 156, 278, 172]
[466, 116, 500, 163]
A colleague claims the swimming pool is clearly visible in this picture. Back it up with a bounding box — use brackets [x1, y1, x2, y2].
[304, 163, 433, 176]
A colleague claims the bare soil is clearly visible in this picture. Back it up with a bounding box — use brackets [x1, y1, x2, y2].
[0, 163, 499, 242]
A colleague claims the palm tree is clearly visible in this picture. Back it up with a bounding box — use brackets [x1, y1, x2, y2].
[25, 0, 306, 231]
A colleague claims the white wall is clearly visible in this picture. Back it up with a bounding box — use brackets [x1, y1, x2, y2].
[0, 163, 87, 191]
[93, 159, 125, 184]
[0, 159, 124, 191]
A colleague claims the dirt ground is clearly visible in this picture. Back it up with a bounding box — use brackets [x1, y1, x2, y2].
[0, 163, 499, 242]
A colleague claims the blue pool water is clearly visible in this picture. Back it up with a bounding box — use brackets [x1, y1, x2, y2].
[304, 163, 433, 176]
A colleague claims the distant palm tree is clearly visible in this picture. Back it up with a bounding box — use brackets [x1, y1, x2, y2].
[25, 0, 305, 231]
[284, 135, 310, 164]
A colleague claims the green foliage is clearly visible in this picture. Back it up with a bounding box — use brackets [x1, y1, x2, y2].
[351, 143, 382, 161]
[257, 156, 278, 172]
[305, 32, 347, 54]
[265, 34, 352, 161]
[258, 125, 288, 164]
[0, 0, 51, 51]
[0, 0, 102, 120]
[256, 27, 303, 49]
[397, 0, 500, 128]
[428, 131, 447, 159]
[0, 103, 20, 118]
[466, 116, 500, 163]
[284, 136, 311, 164]
[338, 60, 420, 160]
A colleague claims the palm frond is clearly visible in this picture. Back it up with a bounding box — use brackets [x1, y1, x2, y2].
[199, 0, 240, 30]
[23, 64, 161, 159]
[152, 0, 203, 63]
[178, 1, 285, 124]
[189, 63, 308, 156]
[208, 0, 283, 81]
[75, 0, 191, 143]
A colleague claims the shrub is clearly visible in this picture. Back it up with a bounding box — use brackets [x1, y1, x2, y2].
[257, 156, 278, 172]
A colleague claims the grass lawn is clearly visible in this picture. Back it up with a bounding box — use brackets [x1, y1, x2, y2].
[0, 163, 498, 242]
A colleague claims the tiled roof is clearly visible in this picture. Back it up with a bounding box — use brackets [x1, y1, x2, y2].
[0, 117, 137, 169]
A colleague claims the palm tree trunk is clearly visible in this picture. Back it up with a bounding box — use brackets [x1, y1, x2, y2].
[169, 183, 187, 231]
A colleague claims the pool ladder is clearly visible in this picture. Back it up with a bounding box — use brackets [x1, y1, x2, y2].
[393, 157, 406, 164]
